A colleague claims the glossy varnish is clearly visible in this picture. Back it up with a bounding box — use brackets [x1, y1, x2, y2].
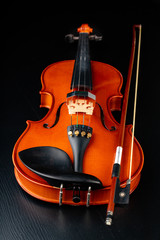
[12, 59, 144, 205]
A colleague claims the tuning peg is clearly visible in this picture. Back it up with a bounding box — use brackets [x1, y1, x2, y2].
[89, 35, 103, 41]
[65, 34, 79, 43]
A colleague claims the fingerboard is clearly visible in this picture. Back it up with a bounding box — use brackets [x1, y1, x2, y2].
[70, 33, 92, 90]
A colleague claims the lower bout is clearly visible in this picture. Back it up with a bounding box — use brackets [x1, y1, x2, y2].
[14, 168, 141, 206]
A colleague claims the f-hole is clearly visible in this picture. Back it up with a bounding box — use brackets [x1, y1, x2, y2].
[96, 103, 116, 131]
[43, 102, 66, 129]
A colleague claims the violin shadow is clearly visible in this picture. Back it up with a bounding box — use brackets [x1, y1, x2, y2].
[17, 187, 107, 227]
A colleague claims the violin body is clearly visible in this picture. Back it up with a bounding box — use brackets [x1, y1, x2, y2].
[13, 59, 144, 205]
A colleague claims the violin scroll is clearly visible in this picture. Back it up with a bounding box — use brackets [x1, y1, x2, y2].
[65, 24, 102, 43]
[77, 24, 93, 33]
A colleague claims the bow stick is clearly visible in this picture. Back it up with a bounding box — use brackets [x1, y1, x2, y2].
[106, 25, 142, 225]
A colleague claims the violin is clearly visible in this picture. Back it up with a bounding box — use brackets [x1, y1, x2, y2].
[12, 24, 144, 225]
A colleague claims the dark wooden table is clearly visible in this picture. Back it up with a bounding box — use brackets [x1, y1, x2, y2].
[1, 6, 160, 240]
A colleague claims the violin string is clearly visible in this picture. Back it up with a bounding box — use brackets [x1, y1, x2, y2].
[71, 31, 79, 126]
[78, 33, 83, 91]
[71, 31, 81, 129]
[76, 33, 83, 126]
[89, 33, 92, 127]
[83, 33, 87, 127]
[88, 115, 91, 127]
[71, 55, 76, 90]
[72, 32, 80, 90]
[128, 25, 142, 181]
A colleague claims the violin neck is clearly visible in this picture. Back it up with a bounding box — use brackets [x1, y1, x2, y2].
[70, 33, 92, 90]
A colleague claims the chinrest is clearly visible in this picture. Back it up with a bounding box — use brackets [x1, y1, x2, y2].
[19, 146, 103, 189]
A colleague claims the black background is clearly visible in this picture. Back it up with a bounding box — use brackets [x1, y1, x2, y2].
[1, 3, 160, 240]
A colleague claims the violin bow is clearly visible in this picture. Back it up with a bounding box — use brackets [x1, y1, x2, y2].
[106, 25, 142, 225]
